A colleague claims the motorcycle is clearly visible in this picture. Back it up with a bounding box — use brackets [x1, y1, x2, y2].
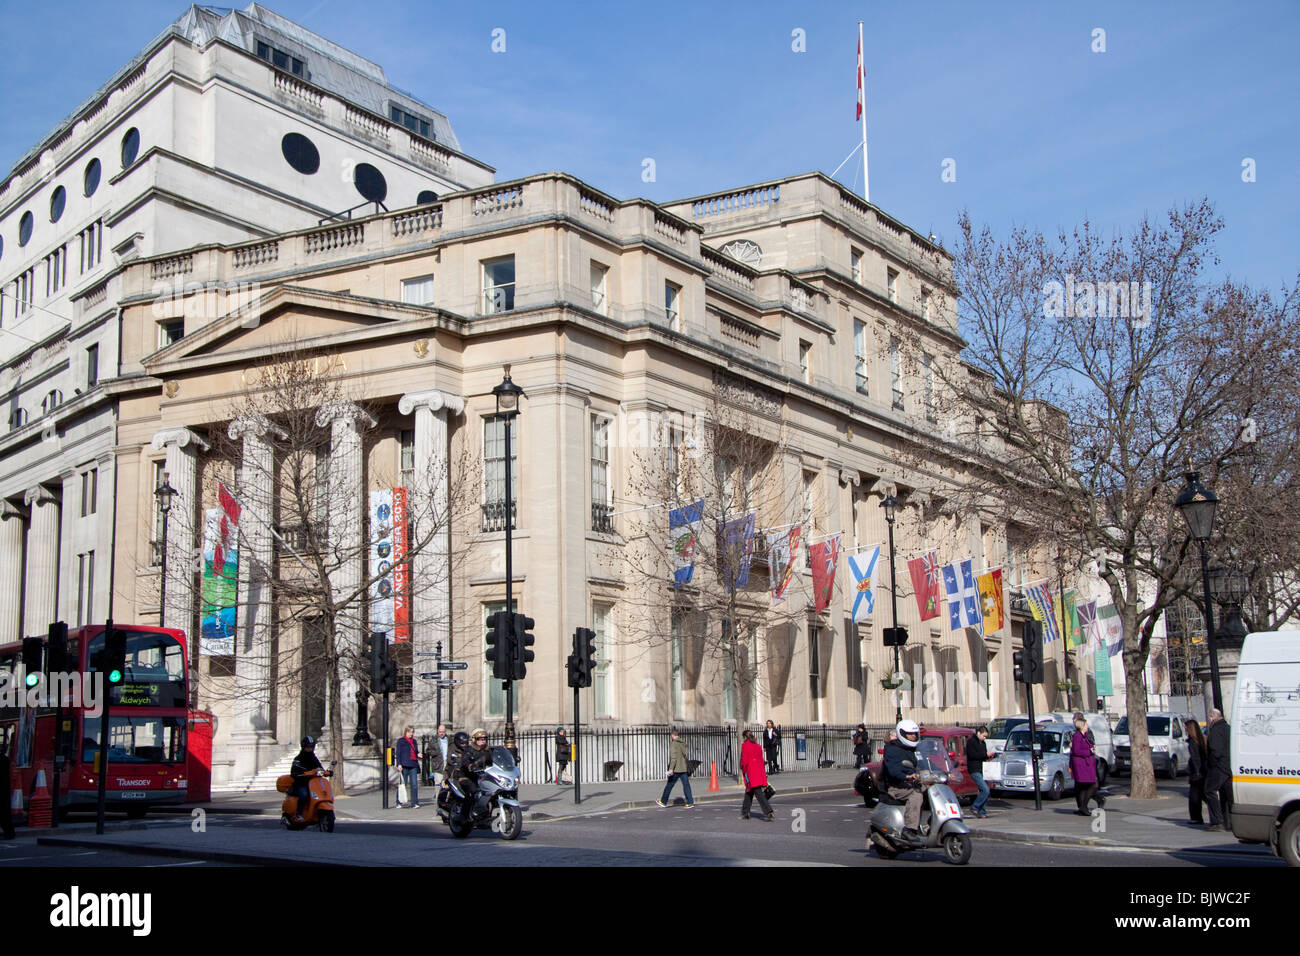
[868, 750, 972, 864]
[437, 745, 523, 840]
[276, 763, 336, 832]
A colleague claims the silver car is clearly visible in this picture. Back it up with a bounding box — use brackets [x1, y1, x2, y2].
[994, 723, 1078, 800]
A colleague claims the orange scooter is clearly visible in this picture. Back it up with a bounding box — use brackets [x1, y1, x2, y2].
[276, 764, 336, 832]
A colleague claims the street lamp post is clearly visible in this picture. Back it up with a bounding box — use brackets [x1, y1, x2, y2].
[881, 494, 902, 724]
[155, 471, 176, 626]
[493, 368, 524, 749]
[1175, 468, 1224, 711]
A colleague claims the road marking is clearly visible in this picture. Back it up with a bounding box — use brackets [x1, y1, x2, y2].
[147, 860, 207, 867]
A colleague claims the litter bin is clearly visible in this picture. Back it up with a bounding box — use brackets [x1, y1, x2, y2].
[686, 759, 702, 776]
[603, 760, 624, 781]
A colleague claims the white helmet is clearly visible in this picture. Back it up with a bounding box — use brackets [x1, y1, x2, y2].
[896, 720, 920, 748]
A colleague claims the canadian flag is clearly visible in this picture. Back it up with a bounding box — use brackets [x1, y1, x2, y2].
[856, 34, 864, 121]
[212, 481, 241, 575]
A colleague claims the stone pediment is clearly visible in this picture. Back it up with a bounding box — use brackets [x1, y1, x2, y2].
[143, 285, 454, 376]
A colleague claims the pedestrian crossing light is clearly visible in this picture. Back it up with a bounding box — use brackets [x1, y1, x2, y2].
[511, 614, 535, 680]
[23, 637, 42, 688]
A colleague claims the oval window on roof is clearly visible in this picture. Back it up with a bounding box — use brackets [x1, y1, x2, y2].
[50, 186, 67, 223]
[281, 132, 320, 175]
[121, 127, 140, 168]
[353, 163, 387, 203]
[417, 190, 439, 205]
[84, 158, 101, 197]
[18, 211, 34, 247]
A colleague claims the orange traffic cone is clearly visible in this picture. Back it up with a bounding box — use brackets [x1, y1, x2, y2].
[27, 769, 52, 828]
[10, 788, 24, 828]
[707, 760, 720, 793]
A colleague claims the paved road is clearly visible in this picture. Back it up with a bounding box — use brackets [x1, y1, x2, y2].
[0, 842, 231, 867]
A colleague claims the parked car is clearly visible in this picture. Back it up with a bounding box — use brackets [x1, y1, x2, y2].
[1113, 712, 1193, 778]
[982, 716, 1032, 788]
[855, 725, 979, 806]
[1229, 631, 1300, 866]
[994, 723, 1077, 800]
[1019, 711, 1114, 785]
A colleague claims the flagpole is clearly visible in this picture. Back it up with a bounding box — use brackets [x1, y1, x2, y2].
[859, 20, 869, 202]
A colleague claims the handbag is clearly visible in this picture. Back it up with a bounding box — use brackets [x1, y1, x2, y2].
[763, 784, 775, 800]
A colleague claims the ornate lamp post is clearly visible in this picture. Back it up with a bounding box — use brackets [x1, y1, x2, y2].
[880, 494, 903, 724]
[154, 471, 176, 625]
[492, 368, 524, 748]
[1175, 468, 1224, 711]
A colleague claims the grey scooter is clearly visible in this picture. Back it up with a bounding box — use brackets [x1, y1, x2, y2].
[868, 768, 973, 864]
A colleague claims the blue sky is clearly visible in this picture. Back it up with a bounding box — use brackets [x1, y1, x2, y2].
[2, 0, 1296, 290]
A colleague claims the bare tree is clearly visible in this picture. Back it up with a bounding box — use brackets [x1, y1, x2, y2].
[917, 201, 1298, 798]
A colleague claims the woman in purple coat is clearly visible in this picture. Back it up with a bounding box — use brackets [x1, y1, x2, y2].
[1069, 717, 1104, 815]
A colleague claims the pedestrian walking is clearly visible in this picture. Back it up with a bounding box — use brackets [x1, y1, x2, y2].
[965, 725, 993, 818]
[396, 725, 422, 808]
[852, 724, 871, 769]
[1186, 718, 1207, 826]
[430, 723, 449, 786]
[656, 729, 694, 808]
[1203, 709, 1232, 831]
[1069, 716, 1103, 814]
[763, 720, 781, 774]
[739, 729, 774, 821]
[554, 727, 571, 784]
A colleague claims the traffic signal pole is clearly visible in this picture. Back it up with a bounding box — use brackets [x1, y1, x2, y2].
[503, 412, 515, 752]
[95, 620, 113, 835]
[573, 684, 581, 805]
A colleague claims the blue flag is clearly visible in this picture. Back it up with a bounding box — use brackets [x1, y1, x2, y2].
[849, 545, 881, 623]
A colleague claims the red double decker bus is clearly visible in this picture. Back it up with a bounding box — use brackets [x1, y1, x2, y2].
[1, 624, 189, 817]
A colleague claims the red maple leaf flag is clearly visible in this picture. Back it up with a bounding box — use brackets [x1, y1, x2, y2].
[907, 550, 942, 621]
[856, 34, 864, 121]
[212, 481, 242, 576]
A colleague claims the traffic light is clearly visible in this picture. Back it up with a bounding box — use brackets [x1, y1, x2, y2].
[22, 637, 43, 688]
[566, 654, 584, 689]
[486, 610, 512, 680]
[1013, 650, 1026, 684]
[511, 614, 535, 680]
[571, 626, 596, 688]
[47, 621, 69, 674]
[1026, 622, 1045, 685]
[882, 626, 909, 646]
[380, 650, 398, 695]
[104, 627, 126, 686]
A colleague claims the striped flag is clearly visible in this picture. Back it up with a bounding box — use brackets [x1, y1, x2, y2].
[849, 545, 881, 623]
[856, 32, 865, 121]
[1025, 582, 1060, 642]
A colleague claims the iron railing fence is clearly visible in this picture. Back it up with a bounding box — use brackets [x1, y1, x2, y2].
[460, 724, 895, 786]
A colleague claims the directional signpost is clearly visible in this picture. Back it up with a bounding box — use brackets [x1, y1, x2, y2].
[437, 662, 468, 671]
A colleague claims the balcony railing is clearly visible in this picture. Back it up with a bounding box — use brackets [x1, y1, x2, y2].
[591, 502, 613, 534]
[481, 500, 517, 532]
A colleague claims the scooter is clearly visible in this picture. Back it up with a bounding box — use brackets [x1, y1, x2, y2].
[437, 746, 523, 840]
[868, 769, 972, 864]
[276, 764, 336, 832]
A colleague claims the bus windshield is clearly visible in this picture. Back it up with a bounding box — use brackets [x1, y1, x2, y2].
[82, 715, 187, 764]
[87, 629, 186, 708]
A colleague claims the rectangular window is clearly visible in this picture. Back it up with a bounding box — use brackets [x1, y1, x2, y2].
[851, 247, 863, 284]
[809, 622, 824, 723]
[14, 268, 35, 316]
[158, 319, 184, 349]
[593, 603, 613, 717]
[921, 288, 932, 321]
[81, 468, 98, 517]
[257, 40, 304, 77]
[399, 429, 415, 485]
[664, 281, 680, 331]
[799, 340, 812, 384]
[76, 551, 95, 628]
[802, 471, 818, 569]
[45, 245, 67, 296]
[854, 320, 868, 393]
[390, 105, 432, 139]
[671, 610, 685, 720]
[887, 268, 899, 303]
[923, 352, 936, 422]
[150, 461, 166, 566]
[482, 256, 515, 313]
[80, 221, 103, 274]
[591, 416, 611, 532]
[890, 337, 903, 410]
[86, 344, 99, 388]
[723, 622, 758, 722]
[400, 274, 434, 306]
[590, 261, 608, 316]
[482, 418, 518, 531]
[483, 601, 515, 718]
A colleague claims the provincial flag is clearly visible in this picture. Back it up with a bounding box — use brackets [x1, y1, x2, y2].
[856, 34, 865, 121]
[768, 526, 801, 606]
[907, 550, 942, 621]
[942, 559, 982, 632]
[213, 481, 241, 577]
[668, 499, 704, 588]
[849, 545, 881, 624]
[810, 534, 841, 614]
[723, 512, 757, 590]
[1098, 603, 1124, 655]
[977, 568, 1004, 634]
[1078, 599, 1100, 646]
[1064, 590, 1083, 647]
[1025, 583, 1060, 643]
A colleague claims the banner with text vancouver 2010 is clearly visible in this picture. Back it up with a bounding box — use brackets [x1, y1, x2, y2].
[369, 488, 410, 642]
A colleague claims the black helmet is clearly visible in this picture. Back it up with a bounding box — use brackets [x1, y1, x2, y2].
[452, 731, 470, 749]
[301, 736, 315, 747]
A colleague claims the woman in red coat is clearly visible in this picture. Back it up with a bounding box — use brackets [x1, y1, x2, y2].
[740, 729, 774, 821]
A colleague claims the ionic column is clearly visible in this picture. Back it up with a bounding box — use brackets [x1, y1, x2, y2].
[150, 427, 210, 632]
[316, 401, 376, 739]
[0, 501, 28, 643]
[228, 414, 284, 779]
[398, 389, 464, 730]
[23, 487, 60, 637]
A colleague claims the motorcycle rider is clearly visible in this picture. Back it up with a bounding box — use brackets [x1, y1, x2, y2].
[289, 736, 324, 823]
[882, 719, 925, 842]
[445, 729, 492, 820]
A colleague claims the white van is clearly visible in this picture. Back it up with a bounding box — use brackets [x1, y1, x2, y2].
[1114, 711, 1194, 778]
[1230, 631, 1300, 866]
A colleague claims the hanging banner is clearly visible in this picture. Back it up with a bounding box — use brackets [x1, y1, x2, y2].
[977, 568, 1004, 634]
[768, 526, 801, 605]
[943, 559, 983, 632]
[723, 511, 756, 590]
[668, 499, 704, 588]
[369, 489, 402, 640]
[848, 545, 881, 624]
[907, 550, 942, 621]
[1094, 647, 1114, 696]
[810, 534, 841, 613]
[391, 487, 410, 641]
[1078, 598, 1101, 647]
[199, 483, 240, 655]
[1025, 582, 1060, 642]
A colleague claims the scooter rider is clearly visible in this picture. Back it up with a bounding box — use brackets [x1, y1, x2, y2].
[290, 736, 324, 823]
[883, 719, 925, 842]
[446, 729, 492, 819]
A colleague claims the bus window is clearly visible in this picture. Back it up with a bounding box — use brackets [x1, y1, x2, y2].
[81, 715, 187, 765]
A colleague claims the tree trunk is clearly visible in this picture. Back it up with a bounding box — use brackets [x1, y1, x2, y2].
[1122, 627, 1157, 798]
[328, 653, 345, 794]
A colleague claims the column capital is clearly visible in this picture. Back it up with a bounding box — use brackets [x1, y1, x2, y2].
[24, 486, 58, 508]
[398, 389, 465, 417]
[314, 400, 377, 431]
[228, 414, 287, 443]
[151, 426, 211, 453]
[1, 500, 28, 521]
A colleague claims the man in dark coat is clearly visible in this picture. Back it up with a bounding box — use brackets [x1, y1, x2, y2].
[289, 736, 324, 822]
[1, 740, 15, 840]
[1203, 709, 1232, 830]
